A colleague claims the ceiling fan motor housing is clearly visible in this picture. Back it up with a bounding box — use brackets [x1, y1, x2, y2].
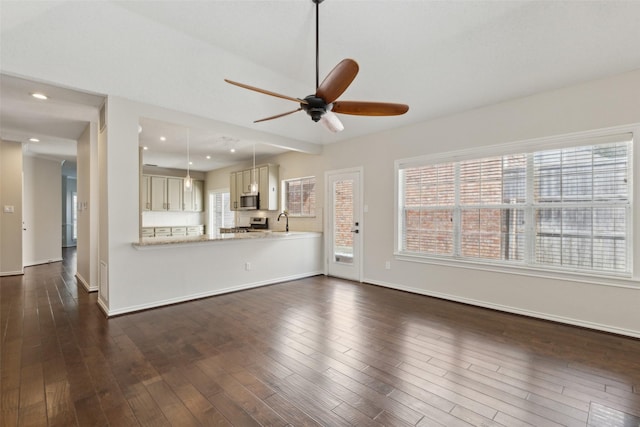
[301, 95, 327, 122]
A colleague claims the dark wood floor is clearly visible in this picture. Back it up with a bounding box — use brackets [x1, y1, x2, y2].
[2, 249, 640, 426]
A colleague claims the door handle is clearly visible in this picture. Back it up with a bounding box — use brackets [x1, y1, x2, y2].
[351, 229, 359, 234]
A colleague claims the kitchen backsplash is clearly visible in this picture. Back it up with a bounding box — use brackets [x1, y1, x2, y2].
[236, 209, 323, 232]
[142, 211, 205, 227]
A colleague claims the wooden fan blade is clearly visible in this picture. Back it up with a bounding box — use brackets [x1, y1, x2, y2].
[332, 101, 409, 116]
[225, 79, 308, 104]
[315, 59, 359, 104]
[254, 108, 302, 123]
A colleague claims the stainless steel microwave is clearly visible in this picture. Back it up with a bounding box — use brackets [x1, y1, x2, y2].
[239, 193, 259, 210]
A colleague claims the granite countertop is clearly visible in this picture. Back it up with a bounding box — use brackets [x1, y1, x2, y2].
[142, 224, 204, 228]
[133, 231, 321, 248]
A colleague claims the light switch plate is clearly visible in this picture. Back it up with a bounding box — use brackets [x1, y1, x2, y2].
[3, 205, 15, 213]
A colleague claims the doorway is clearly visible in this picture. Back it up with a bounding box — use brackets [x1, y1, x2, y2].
[325, 168, 363, 281]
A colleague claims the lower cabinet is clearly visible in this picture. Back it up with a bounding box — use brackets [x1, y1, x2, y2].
[140, 225, 205, 238]
[187, 226, 204, 236]
[154, 227, 172, 237]
[141, 227, 154, 237]
[171, 227, 187, 237]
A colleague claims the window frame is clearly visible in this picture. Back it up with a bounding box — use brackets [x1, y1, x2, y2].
[394, 125, 637, 286]
[208, 189, 234, 233]
[281, 176, 317, 217]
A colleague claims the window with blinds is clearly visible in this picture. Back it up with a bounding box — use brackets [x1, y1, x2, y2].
[283, 176, 316, 216]
[211, 191, 234, 231]
[397, 133, 632, 276]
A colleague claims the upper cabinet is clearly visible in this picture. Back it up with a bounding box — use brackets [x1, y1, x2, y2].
[183, 180, 204, 212]
[151, 176, 183, 211]
[141, 175, 151, 211]
[258, 164, 279, 211]
[230, 164, 279, 211]
[143, 174, 203, 212]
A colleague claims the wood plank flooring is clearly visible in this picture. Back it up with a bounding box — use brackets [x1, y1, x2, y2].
[2, 248, 640, 426]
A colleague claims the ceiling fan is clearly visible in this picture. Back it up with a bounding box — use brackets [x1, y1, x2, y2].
[224, 0, 409, 133]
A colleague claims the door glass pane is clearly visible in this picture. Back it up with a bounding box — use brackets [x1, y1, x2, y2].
[72, 192, 78, 241]
[333, 179, 354, 264]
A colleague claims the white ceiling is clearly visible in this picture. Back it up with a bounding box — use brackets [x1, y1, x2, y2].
[2, 0, 640, 171]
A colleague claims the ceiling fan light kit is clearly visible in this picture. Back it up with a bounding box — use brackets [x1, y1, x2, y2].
[225, 0, 408, 132]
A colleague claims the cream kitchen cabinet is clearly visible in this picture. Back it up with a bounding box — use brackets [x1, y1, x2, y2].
[230, 164, 279, 211]
[141, 175, 151, 211]
[187, 225, 205, 236]
[230, 170, 254, 210]
[230, 171, 238, 211]
[183, 180, 204, 212]
[258, 164, 279, 210]
[150, 176, 183, 211]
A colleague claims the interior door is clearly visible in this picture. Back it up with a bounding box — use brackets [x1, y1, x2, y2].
[326, 169, 362, 281]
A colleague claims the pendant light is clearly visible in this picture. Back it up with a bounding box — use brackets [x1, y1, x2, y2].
[184, 128, 193, 192]
[250, 143, 258, 194]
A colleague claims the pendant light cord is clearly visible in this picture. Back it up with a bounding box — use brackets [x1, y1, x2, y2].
[252, 143, 256, 193]
[315, 0, 319, 89]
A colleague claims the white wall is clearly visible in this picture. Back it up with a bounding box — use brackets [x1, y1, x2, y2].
[77, 123, 99, 291]
[98, 97, 324, 315]
[0, 139, 23, 275]
[327, 69, 640, 338]
[93, 70, 640, 336]
[22, 156, 62, 266]
[205, 69, 640, 338]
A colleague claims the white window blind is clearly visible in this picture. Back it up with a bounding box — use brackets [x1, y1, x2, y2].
[533, 143, 629, 272]
[211, 191, 234, 231]
[397, 133, 632, 276]
[283, 176, 316, 216]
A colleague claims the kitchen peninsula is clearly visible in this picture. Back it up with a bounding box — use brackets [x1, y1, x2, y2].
[133, 230, 320, 247]
[113, 230, 323, 316]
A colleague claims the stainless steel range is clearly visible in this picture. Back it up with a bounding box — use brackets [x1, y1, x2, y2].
[219, 217, 268, 234]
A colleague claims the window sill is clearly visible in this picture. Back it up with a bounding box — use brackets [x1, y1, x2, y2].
[394, 252, 639, 290]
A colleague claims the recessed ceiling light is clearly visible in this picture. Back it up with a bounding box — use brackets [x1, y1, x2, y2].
[206, 155, 211, 160]
[230, 148, 236, 153]
[160, 136, 166, 141]
[189, 161, 193, 165]
[29, 138, 40, 142]
[143, 146, 149, 150]
[31, 92, 48, 100]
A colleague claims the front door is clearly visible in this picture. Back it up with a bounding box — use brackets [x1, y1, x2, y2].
[326, 168, 362, 281]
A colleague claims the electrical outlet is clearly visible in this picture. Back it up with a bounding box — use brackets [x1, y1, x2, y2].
[385, 261, 391, 270]
[245, 262, 251, 271]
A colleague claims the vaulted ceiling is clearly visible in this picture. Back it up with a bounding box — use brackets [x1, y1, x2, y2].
[2, 0, 640, 170]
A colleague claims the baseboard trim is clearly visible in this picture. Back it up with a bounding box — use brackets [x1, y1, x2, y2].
[105, 271, 323, 317]
[363, 277, 640, 340]
[24, 258, 63, 267]
[0, 270, 24, 277]
[97, 298, 109, 317]
[76, 273, 98, 293]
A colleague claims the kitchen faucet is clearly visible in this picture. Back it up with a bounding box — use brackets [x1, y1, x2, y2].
[277, 211, 289, 232]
